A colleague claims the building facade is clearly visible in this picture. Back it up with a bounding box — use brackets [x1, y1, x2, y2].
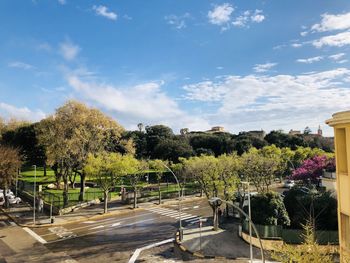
[326, 111, 350, 261]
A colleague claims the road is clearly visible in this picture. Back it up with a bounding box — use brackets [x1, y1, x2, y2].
[28, 199, 213, 262]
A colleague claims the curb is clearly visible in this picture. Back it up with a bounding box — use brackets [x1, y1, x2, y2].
[174, 231, 242, 261]
[0, 206, 144, 228]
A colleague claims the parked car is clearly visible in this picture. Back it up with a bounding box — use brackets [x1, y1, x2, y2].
[0, 197, 4, 206]
[283, 180, 295, 189]
[8, 196, 21, 204]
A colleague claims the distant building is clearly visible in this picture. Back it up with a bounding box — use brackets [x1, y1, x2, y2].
[206, 126, 225, 133]
[317, 125, 323, 136]
[246, 130, 266, 139]
[289, 129, 301, 135]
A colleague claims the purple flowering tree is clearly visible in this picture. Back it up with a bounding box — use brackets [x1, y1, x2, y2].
[291, 155, 333, 183]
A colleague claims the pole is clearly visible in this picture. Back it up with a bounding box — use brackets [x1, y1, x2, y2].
[50, 198, 53, 223]
[247, 182, 253, 263]
[162, 163, 183, 241]
[33, 165, 36, 225]
[15, 169, 19, 197]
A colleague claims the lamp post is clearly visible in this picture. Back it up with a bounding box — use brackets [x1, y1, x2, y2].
[209, 197, 265, 263]
[162, 163, 183, 241]
[33, 165, 36, 225]
[241, 181, 253, 263]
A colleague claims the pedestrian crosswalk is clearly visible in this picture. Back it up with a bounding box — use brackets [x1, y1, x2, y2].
[145, 207, 201, 224]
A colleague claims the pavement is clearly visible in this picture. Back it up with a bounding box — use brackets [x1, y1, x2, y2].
[181, 224, 262, 259]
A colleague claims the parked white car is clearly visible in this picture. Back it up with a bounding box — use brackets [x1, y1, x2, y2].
[8, 196, 21, 204]
[283, 180, 295, 189]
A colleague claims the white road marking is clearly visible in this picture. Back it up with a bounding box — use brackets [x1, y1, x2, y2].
[47, 218, 154, 244]
[128, 238, 174, 263]
[193, 206, 199, 209]
[90, 225, 104, 230]
[181, 215, 197, 220]
[41, 213, 152, 236]
[111, 222, 121, 227]
[23, 227, 47, 244]
[83, 221, 95, 224]
[185, 217, 200, 222]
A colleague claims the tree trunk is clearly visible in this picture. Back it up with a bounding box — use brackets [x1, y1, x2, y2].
[211, 205, 219, 231]
[158, 180, 161, 205]
[43, 162, 47, 177]
[104, 191, 108, 214]
[63, 177, 69, 207]
[79, 171, 86, 202]
[3, 186, 9, 208]
[133, 186, 137, 209]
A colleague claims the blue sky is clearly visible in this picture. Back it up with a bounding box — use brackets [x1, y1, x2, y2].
[1, 1, 350, 136]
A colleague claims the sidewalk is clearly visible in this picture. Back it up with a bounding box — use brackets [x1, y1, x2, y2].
[177, 222, 277, 262]
[0, 194, 204, 227]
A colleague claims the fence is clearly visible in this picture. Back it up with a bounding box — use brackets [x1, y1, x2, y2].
[242, 221, 338, 245]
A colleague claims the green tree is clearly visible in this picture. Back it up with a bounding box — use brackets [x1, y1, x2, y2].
[84, 152, 137, 213]
[153, 138, 193, 162]
[38, 101, 131, 205]
[0, 145, 22, 208]
[148, 159, 166, 205]
[241, 149, 279, 193]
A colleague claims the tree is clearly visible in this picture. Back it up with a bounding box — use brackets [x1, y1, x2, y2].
[183, 155, 231, 230]
[148, 159, 166, 205]
[153, 138, 193, 162]
[304, 126, 312, 135]
[241, 149, 279, 192]
[84, 152, 137, 213]
[37, 101, 130, 205]
[0, 145, 21, 208]
[137, 123, 144, 132]
[145, 125, 174, 158]
[291, 155, 330, 184]
[271, 222, 334, 263]
[246, 191, 290, 226]
[128, 159, 147, 209]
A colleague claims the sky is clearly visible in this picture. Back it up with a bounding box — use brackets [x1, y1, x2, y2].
[1, 1, 350, 136]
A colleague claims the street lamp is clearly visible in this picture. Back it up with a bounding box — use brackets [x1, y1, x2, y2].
[212, 197, 265, 263]
[241, 181, 253, 263]
[33, 165, 37, 225]
[162, 163, 183, 241]
[208, 197, 222, 231]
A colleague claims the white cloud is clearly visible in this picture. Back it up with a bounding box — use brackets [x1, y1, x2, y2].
[232, 9, 265, 27]
[313, 31, 350, 48]
[291, 43, 302, 48]
[0, 102, 45, 122]
[208, 3, 234, 28]
[164, 13, 191, 29]
[37, 42, 52, 52]
[250, 10, 265, 23]
[329, 53, 346, 61]
[337, 59, 348, 64]
[300, 31, 308, 37]
[253, 62, 277, 73]
[93, 5, 117, 21]
[311, 12, 350, 32]
[66, 74, 210, 132]
[8, 61, 35, 70]
[58, 0, 66, 5]
[296, 56, 323, 64]
[59, 40, 80, 61]
[182, 68, 350, 135]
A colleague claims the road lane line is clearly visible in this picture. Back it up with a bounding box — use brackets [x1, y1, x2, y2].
[128, 238, 174, 263]
[41, 212, 153, 236]
[23, 227, 47, 244]
[111, 222, 121, 227]
[47, 218, 154, 244]
[83, 221, 96, 224]
[181, 215, 197, 220]
[185, 217, 200, 222]
[90, 225, 104, 230]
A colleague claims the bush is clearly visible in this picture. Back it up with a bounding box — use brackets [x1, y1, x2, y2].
[245, 191, 290, 226]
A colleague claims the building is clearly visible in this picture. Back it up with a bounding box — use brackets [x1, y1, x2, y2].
[289, 129, 301, 135]
[206, 126, 225, 133]
[246, 130, 266, 139]
[326, 111, 350, 261]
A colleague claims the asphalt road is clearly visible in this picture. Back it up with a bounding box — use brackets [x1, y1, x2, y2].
[29, 199, 213, 262]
